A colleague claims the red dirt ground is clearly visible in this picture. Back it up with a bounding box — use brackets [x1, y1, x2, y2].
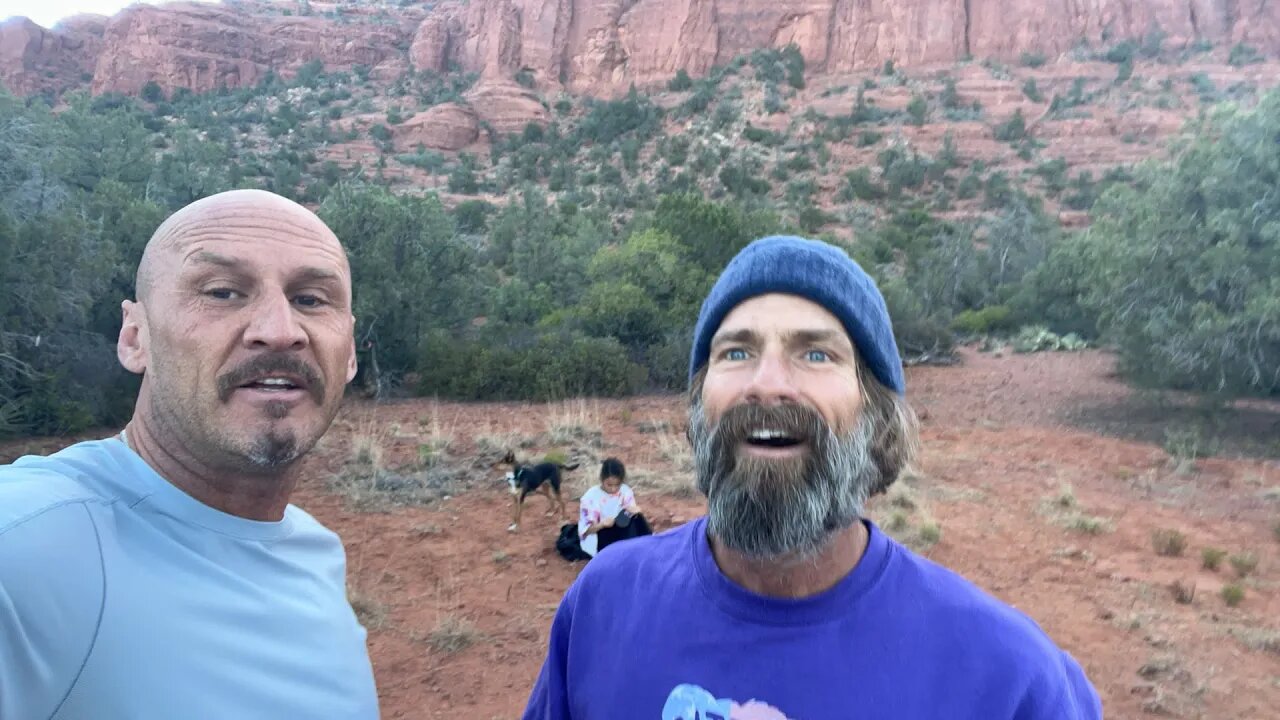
[4, 348, 1278, 718]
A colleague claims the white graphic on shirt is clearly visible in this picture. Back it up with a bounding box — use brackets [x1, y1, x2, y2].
[662, 683, 794, 720]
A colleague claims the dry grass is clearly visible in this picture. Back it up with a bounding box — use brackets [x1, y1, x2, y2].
[415, 406, 456, 468]
[915, 520, 942, 548]
[887, 510, 910, 532]
[1229, 552, 1259, 578]
[545, 399, 605, 447]
[1151, 528, 1187, 557]
[1167, 579, 1195, 604]
[329, 414, 468, 510]
[1065, 514, 1112, 535]
[1228, 627, 1280, 656]
[348, 585, 389, 631]
[1201, 547, 1226, 571]
[626, 426, 696, 498]
[1039, 486, 1111, 535]
[425, 615, 480, 654]
[1053, 483, 1077, 509]
[887, 484, 918, 511]
[411, 523, 443, 538]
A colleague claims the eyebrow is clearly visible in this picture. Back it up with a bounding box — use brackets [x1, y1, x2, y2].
[710, 328, 849, 348]
[185, 250, 241, 269]
[185, 251, 342, 285]
[710, 328, 761, 348]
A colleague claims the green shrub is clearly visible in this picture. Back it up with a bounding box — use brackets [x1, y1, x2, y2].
[1229, 552, 1258, 578]
[838, 168, 884, 201]
[907, 94, 928, 125]
[1228, 43, 1263, 67]
[951, 306, 1014, 335]
[668, 69, 694, 91]
[1011, 326, 1088, 353]
[742, 124, 785, 146]
[1151, 529, 1187, 557]
[1022, 79, 1042, 102]
[1221, 583, 1245, 607]
[858, 130, 883, 147]
[993, 109, 1026, 142]
[1201, 547, 1226, 571]
[416, 329, 648, 401]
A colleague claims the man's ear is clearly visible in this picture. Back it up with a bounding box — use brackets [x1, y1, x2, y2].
[345, 316, 358, 384]
[117, 300, 148, 375]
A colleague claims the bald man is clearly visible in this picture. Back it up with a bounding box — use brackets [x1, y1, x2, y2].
[0, 190, 379, 719]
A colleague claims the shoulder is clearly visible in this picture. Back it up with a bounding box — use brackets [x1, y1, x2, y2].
[883, 536, 1100, 713]
[0, 440, 120, 534]
[889, 540, 1053, 646]
[0, 451, 110, 707]
[579, 485, 605, 503]
[0, 441, 115, 586]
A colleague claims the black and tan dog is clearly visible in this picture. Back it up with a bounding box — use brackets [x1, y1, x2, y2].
[500, 451, 579, 531]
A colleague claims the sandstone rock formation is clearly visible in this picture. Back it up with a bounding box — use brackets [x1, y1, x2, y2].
[413, 0, 1280, 95]
[3, 0, 1278, 130]
[464, 80, 549, 135]
[394, 102, 480, 151]
[0, 15, 104, 96]
[86, 2, 424, 96]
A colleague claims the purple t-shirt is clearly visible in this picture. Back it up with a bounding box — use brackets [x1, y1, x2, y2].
[523, 517, 1101, 719]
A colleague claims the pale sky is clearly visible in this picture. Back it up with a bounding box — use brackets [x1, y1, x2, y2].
[0, 0, 217, 29]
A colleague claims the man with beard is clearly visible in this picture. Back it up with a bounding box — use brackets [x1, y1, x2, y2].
[522, 236, 1102, 719]
[0, 190, 378, 719]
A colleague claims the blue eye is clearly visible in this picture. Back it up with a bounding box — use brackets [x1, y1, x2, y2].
[294, 294, 325, 308]
[806, 349, 830, 362]
[725, 348, 748, 361]
[206, 288, 238, 300]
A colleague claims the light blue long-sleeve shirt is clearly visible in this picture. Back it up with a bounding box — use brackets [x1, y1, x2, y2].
[0, 438, 379, 720]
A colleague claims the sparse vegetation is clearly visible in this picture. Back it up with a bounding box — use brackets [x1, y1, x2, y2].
[1201, 547, 1226, 571]
[1220, 583, 1245, 607]
[348, 585, 389, 630]
[916, 521, 942, 547]
[1229, 552, 1259, 578]
[1151, 529, 1187, 557]
[1067, 515, 1110, 535]
[1168, 579, 1195, 605]
[426, 615, 479, 654]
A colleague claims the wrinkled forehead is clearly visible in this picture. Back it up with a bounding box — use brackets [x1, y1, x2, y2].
[156, 204, 350, 286]
[714, 293, 851, 345]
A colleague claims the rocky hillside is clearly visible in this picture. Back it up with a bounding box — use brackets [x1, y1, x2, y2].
[4, 0, 1278, 99]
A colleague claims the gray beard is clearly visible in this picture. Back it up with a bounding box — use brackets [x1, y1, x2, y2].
[690, 400, 879, 561]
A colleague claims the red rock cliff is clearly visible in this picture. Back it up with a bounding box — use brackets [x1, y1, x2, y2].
[2, 0, 1277, 97]
[414, 0, 1280, 93]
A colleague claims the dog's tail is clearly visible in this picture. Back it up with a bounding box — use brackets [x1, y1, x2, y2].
[559, 462, 580, 471]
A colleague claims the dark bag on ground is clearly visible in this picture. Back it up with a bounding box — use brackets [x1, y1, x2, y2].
[555, 523, 591, 562]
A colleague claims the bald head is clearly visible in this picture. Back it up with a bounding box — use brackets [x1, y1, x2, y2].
[135, 189, 347, 303]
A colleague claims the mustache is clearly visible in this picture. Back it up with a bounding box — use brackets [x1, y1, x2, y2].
[216, 353, 325, 404]
[713, 403, 829, 450]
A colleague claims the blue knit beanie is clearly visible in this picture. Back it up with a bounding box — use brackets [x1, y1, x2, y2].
[688, 235, 904, 395]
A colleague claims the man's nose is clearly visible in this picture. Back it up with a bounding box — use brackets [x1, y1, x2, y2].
[741, 350, 799, 405]
[243, 293, 307, 351]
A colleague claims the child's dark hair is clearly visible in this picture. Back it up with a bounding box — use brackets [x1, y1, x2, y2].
[600, 457, 626, 481]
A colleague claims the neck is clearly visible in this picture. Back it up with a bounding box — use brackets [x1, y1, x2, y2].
[122, 416, 298, 522]
[709, 521, 869, 598]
